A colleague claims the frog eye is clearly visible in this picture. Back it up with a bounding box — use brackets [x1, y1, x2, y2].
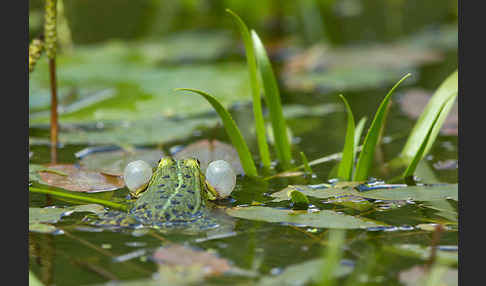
[123, 160, 152, 193]
[205, 160, 236, 198]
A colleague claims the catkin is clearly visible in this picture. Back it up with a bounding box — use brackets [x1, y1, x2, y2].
[29, 39, 44, 73]
[44, 0, 57, 59]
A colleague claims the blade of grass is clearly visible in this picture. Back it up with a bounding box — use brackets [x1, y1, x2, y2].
[300, 151, 314, 175]
[319, 230, 346, 286]
[401, 70, 458, 161]
[226, 9, 271, 169]
[176, 88, 258, 177]
[251, 31, 293, 170]
[402, 93, 457, 180]
[354, 117, 367, 152]
[29, 187, 129, 211]
[337, 95, 355, 181]
[354, 73, 411, 181]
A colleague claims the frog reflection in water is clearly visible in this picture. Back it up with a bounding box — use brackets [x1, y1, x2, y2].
[90, 158, 223, 232]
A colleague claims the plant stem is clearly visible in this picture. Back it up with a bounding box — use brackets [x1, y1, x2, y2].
[49, 58, 58, 163]
[29, 187, 129, 211]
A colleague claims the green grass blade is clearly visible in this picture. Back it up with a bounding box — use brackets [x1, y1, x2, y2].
[29, 187, 129, 211]
[401, 70, 458, 161]
[176, 88, 258, 177]
[300, 151, 314, 175]
[354, 117, 367, 157]
[354, 73, 411, 181]
[251, 31, 293, 170]
[226, 9, 271, 169]
[337, 95, 356, 181]
[319, 230, 346, 286]
[402, 93, 457, 180]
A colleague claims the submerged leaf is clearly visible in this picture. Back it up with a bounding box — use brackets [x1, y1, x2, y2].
[38, 164, 125, 192]
[173, 139, 244, 175]
[152, 244, 232, 276]
[226, 206, 383, 229]
[258, 258, 352, 286]
[29, 204, 105, 233]
[78, 147, 164, 176]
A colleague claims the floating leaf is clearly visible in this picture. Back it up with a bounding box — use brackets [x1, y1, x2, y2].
[78, 147, 164, 176]
[270, 185, 360, 203]
[173, 139, 244, 175]
[29, 42, 252, 124]
[37, 164, 125, 192]
[29, 204, 105, 233]
[226, 206, 383, 229]
[257, 258, 352, 286]
[358, 184, 458, 202]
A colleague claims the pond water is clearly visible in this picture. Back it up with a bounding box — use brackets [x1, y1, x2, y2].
[29, 1, 458, 285]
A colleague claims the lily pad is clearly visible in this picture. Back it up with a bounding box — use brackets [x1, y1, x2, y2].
[173, 139, 244, 175]
[226, 206, 383, 229]
[270, 185, 361, 202]
[257, 258, 353, 286]
[77, 147, 164, 176]
[29, 204, 105, 233]
[29, 41, 251, 124]
[32, 116, 219, 146]
[358, 184, 458, 202]
[37, 164, 125, 192]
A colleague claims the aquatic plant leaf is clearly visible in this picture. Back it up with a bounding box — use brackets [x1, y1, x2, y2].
[401, 70, 458, 160]
[398, 265, 457, 286]
[227, 9, 271, 168]
[78, 147, 164, 176]
[226, 206, 383, 229]
[29, 42, 252, 124]
[402, 94, 456, 179]
[32, 116, 219, 146]
[257, 258, 352, 286]
[423, 200, 457, 222]
[271, 185, 360, 202]
[29, 164, 46, 183]
[29, 204, 105, 233]
[152, 244, 232, 276]
[387, 244, 457, 266]
[288, 189, 310, 210]
[398, 89, 457, 136]
[139, 30, 234, 64]
[337, 95, 355, 181]
[252, 31, 293, 170]
[173, 139, 244, 175]
[283, 67, 410, 93]
[354, 73, 411, 181]
[176, 88, 258, 177]
[29, 271, 44, 286]
[37, 164, 125, 192]
[358, 184, 458, 202]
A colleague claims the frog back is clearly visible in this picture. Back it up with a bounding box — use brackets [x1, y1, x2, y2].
[130, 158, 207, 225]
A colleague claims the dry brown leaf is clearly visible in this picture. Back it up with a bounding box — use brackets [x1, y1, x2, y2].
[39, 164, 125, 192]
[152, 244, 231, 276]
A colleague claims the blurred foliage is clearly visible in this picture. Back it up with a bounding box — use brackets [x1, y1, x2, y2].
[29, 0, 458, 47]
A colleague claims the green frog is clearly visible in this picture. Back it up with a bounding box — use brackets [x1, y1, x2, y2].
[89, 157, 222, 232]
